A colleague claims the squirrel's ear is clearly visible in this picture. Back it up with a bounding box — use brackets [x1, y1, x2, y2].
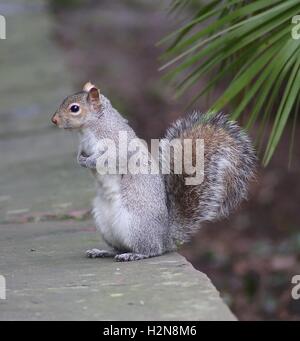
[88, 87, 101, 110]
[83, 81, 96, 92]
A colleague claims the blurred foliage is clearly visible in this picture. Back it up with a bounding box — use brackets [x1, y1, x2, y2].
[160, 0, 300, 165]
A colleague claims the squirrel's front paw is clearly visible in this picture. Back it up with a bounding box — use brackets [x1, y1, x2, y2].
[78, 154, 88, 168]
[78, 154, 97, 169]
[85, 156, 97, 169]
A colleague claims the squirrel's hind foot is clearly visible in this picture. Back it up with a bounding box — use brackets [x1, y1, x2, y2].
[114, 253, 150, 262]
[86, 250, 155, 261]
[86, 248, 116, 258]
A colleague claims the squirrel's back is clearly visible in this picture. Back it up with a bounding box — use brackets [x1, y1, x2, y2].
[164, 112, 256, 243]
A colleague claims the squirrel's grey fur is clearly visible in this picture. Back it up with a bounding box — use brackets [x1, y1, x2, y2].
[52, 84, 256, 262]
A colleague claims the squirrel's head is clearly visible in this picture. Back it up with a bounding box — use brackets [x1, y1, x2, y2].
[51, 82, 101, 129]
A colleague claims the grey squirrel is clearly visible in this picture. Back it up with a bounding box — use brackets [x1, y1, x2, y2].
[51, 82, 256, 262]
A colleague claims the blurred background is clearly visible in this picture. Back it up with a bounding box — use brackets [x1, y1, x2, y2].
[0, 0, 299, 320]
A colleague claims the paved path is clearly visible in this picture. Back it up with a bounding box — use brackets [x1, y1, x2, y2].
[0, 0, 236, 320]
[0, 0, 93, 223]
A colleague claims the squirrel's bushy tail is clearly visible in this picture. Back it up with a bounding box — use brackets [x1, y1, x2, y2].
[163, 112, 256, 243]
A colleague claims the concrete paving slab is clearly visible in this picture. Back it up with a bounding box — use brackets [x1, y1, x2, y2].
[0, 0, 93, 221]
[0, 129, 94, 222]
[0, 220, 236, 321]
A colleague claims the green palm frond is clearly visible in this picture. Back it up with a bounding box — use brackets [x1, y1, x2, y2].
[159, 0, 300, 165]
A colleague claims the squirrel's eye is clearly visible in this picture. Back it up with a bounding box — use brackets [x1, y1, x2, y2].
[70, 105, 80, 113]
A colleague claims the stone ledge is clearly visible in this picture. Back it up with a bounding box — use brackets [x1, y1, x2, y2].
[0, 220, 236, 321]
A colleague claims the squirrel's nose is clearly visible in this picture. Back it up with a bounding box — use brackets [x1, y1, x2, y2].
[51, 115, 58, 125]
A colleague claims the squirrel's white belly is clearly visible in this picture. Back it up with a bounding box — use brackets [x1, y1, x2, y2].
[92, 175, 131, 251]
